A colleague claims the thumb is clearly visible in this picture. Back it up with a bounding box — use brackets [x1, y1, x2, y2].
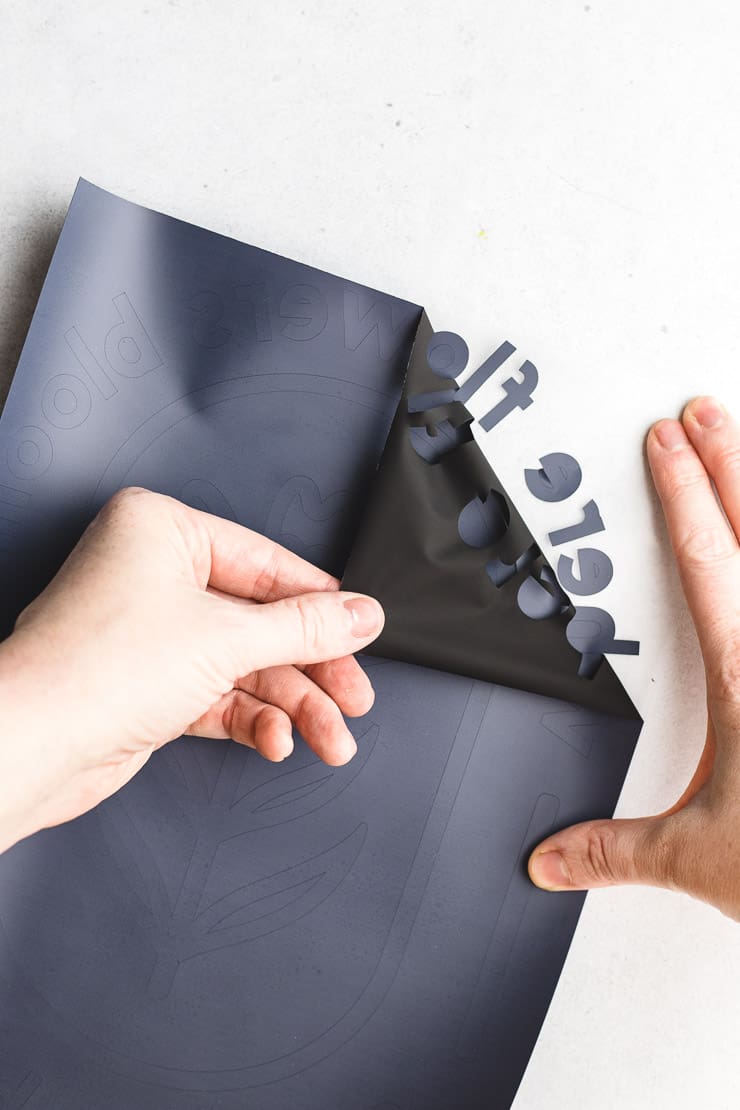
[230, 590, 385, 673]
[528, 815, 677, 892]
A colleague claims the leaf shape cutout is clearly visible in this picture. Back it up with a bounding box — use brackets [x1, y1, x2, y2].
[196, 823, 368, 942]
[252, 772, 333, 814]
[156, 739, 211, 803]
[0, 1070, 43, 1110]
[229, 724, 378, 828]
[178, 478, 237, 521]
[98, 798, 173, 926]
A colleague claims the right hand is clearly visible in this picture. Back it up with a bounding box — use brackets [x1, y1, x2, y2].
[529, 396, 740, 920]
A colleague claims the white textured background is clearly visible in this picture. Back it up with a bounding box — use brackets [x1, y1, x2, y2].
[2, 2, 739, 1106]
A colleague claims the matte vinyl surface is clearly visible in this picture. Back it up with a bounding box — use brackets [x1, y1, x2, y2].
[0, 183, 640, 1109]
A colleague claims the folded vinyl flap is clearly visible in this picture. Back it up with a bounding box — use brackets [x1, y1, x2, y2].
[342, 311, 639, 720]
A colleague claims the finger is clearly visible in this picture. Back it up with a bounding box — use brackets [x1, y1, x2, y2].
[207, 586, 374, 716]
[647, 419, 740, 656]
[241, 666, 359, 766]
[682, 397, 740, 541]
[196, 508, 339, 601]
[187, 664, 365, 766]
[304, 656, 375, 718]
[222, 591, 385, 675]
[186, 691, 233, 739]
[189, 688, 294, 761]
[528, 813, 685, 892]
[225, 689, 294, 762]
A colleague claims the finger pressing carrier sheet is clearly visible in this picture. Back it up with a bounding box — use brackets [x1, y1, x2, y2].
[0, 181, 641, 1110]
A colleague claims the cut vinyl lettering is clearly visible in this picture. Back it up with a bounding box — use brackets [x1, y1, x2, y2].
[410, 332, 639, 675]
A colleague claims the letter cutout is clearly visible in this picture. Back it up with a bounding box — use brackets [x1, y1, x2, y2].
[479, 359, 538, 431]
[408, 419, 474, 463]
[566, 606, 640, 677]
[557, 548, 614, 596]
[525, 452, 582, 503]
[104, 293, 163, 378]
[548, 499, 605, 547]
[517, 566, 570, 620]
[458, 491, 510, 548]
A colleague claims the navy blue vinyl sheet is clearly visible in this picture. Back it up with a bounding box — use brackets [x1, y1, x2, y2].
[0, 182, 641, 1109]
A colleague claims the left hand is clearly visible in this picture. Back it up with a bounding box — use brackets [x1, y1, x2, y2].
[0, 487, 384, 853]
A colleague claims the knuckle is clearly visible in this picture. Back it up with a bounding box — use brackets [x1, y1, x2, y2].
[255, 702, 282, 735]
[639, 820, 680, 887]
[293, 689, 315, 728]
[295, 688, 340, 735]
[101, 485, 155, 522]
[708, 630, 740, 704]
[229, 694, 262, 745]
[674, 523, 736, 571]
[251, 550, 283, 601]
[293, 594, 329, 657]
[245, 669, 270, 700]
[224, 691, 246, 738]
[641, 813, 708, 896]
[577, 824, 624, 885]
[660, 463, 706, 506]
[714, 441, 740, 479]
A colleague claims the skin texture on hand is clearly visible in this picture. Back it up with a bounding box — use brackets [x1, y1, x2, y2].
[529, 396, 740, 921]
[0, 488, 385, 853]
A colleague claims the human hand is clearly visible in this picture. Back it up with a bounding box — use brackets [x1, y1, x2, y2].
[0, 487, 384, 852]
[529, 396, 740, 920]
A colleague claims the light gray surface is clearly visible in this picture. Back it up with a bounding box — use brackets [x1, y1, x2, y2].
[0, 206, 63, 411]
[2, 3, 740, 1108]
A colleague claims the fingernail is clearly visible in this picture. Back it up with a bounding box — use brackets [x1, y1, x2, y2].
[345, 675, 375, 710]
[530, 850, 572, 890]
[278, 737, 294, 760]
[688, 395, 725, 429]
[652, 419, 688, 451]
[344, 596, 384, 638]
[272, 730, 294, 762]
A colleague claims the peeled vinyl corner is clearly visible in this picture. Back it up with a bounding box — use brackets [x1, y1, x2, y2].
[0, 180, 642, 1110]
[342, 309, 639, 721]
